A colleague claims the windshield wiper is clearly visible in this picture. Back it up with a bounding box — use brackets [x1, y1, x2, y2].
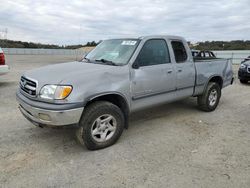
[95, 59, 118, 66]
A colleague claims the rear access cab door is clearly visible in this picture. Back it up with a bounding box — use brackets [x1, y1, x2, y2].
[170, 40, 196, 98]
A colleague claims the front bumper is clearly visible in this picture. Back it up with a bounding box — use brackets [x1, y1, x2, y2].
[17, 91, 84, 127]
[0, 65, 9, 75]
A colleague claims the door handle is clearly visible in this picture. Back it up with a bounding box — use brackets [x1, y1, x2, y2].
[167, 70, 173, 74]
[178, 69, 182, 72]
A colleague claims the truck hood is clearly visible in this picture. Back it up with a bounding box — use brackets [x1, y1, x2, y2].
[23, 61, 124, 89]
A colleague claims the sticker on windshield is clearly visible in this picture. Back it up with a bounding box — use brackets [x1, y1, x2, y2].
[121, 41, 137, 45]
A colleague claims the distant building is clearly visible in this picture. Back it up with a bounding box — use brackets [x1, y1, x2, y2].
[189, 42, 200, 49]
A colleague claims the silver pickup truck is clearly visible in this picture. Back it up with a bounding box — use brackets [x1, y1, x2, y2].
[17, 35, 234, 150]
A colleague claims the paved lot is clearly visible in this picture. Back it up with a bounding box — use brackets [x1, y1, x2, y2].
[0, 55, 249, 188]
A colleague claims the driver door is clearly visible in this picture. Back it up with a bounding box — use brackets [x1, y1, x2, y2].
[130, 39, 177, 110]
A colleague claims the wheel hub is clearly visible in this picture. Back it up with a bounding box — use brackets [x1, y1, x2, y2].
[91, 114, 117, 142]
[208, 89, 217, 106]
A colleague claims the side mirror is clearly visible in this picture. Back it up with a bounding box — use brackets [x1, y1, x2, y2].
[132, 60, 140, 69]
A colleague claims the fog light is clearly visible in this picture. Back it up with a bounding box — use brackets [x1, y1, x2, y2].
[38, 113, 51, 121]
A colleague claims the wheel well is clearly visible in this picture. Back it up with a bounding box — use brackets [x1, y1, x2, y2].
[85, 94, 130, 128]
[209, 76, 223, 88]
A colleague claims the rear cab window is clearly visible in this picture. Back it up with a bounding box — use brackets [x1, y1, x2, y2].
[171, 41, 188, 63]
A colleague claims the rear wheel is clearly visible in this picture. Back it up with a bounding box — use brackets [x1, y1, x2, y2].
[197, 82, 221, 112]
[240, 79, 248, 84]
[76, 101, 124, 150]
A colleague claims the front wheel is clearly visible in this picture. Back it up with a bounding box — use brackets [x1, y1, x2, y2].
[76, 101, 125, 150]
[197, 82, 221, 112]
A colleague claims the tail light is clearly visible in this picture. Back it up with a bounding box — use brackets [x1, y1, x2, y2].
[0, 52, 5, 65]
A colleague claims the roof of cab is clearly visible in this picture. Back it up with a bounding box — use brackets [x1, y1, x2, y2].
[105, 35, 186, 41]
[139, 35, 186, 41]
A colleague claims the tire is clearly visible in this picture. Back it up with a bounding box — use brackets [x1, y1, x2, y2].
[76, 101, 125, 150]
[197, 82, 221, 112]
[240, 79, 248, 84]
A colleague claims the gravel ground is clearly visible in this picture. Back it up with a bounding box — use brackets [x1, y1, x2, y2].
[0, 55, 249, 188]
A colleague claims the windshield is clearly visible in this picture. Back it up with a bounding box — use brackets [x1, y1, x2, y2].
[85, 39, 139, 65]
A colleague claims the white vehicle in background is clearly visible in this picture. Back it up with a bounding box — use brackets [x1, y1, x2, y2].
[0, 47, 9, 75]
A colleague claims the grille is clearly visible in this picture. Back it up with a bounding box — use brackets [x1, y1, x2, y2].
[20, 76, 37, 96]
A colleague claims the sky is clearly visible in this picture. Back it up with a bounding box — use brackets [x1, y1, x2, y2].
[0, 0, 250, 45]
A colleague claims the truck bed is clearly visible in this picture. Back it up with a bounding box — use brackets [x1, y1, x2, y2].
[193, 58, 233, 96]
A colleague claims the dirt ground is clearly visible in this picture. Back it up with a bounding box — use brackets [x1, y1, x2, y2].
[0, 55, 249, 188]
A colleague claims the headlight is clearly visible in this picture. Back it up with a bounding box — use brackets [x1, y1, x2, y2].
[39, 85, 72, 100]
[240, 64, 246, 69]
